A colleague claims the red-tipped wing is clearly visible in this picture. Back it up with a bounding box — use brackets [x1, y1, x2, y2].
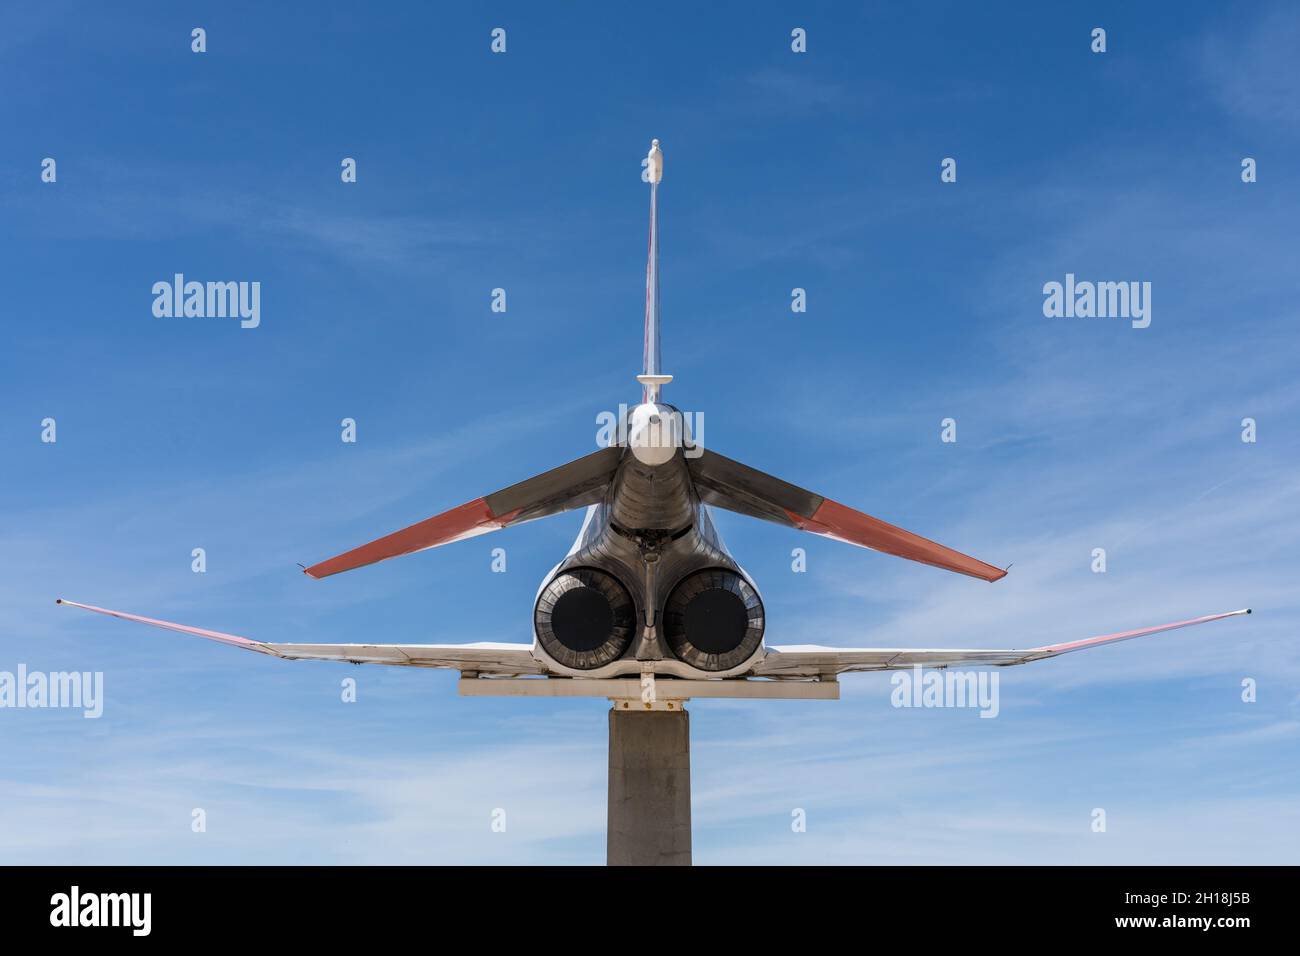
[305, 446, 622, 578]
[56, 599, 542, 674]
[754, 608, 1252, 676]
[687, 449, 1006, 582]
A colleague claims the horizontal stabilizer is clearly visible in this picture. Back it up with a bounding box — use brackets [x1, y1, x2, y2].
[752, 608, 1251, 677]
[688, 449, 1006, 581]
[56, 599, 543, 674]
[305, 446, 622, 578]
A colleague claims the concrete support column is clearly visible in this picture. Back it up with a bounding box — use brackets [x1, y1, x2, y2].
[607, 707, 691, 866]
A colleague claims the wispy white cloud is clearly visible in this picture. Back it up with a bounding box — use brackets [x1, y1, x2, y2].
[1202, 4, 1300, 129]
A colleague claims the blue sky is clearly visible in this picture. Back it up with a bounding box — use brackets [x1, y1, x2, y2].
[2, 1, 1297, 864]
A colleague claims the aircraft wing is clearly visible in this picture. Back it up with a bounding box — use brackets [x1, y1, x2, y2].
[56, 600, 544, 675]
[305, 445, 622, 578]
[687, 449, 1007, 582]
[752, 608, 1251, 677]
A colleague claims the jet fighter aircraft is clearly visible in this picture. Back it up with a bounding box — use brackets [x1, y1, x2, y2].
[58, 140, 1251, 678]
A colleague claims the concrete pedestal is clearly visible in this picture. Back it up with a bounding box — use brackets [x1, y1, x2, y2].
[606, 708, 692, 866]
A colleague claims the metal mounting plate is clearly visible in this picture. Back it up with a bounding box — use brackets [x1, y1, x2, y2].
[457, 675, 839, 701]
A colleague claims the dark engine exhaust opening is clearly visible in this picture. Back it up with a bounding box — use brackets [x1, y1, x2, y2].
[534, 568, 635, 670]
[663, 568, 764, 671]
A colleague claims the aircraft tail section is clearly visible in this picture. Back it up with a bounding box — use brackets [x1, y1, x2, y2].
[303, 446, 622, 578]
[687, 448, 1007, 582]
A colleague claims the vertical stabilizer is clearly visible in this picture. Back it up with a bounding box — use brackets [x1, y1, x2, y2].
[638, 139, 672, 403]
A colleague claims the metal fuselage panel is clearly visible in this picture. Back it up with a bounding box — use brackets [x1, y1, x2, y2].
[531, 446, 765, 679]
